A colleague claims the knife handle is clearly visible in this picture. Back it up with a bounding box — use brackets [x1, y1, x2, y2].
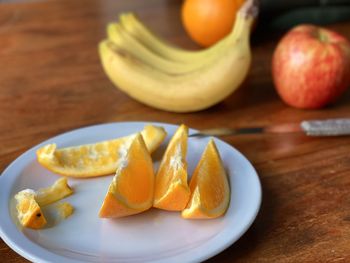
[301, 118, 350, 136]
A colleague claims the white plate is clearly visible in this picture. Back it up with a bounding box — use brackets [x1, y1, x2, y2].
[0, 122, 261, 263]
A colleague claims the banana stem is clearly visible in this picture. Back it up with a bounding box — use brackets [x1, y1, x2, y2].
[224, 0, 256, 45]
[238, 0, 259, 19]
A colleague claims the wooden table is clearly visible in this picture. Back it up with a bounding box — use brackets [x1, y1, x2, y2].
[1, 0, 350, 262]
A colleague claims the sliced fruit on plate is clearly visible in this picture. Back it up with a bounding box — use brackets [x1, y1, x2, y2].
[182, 139, 230, 219]
[55, 202, 74, 219]
[35, 177, 73, 206]
[15, 190, 47, 229]
[153, 124, 191, 211]
[36, 125, 166, 178]
[99, 133, 154, 218]
[14, 178, 74, 229]
[141, 124, 167, 153]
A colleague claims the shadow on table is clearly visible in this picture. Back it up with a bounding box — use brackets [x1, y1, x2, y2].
[205, 175, 278, 262]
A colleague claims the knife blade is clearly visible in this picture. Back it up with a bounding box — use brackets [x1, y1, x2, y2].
[189, 118, 350, 137]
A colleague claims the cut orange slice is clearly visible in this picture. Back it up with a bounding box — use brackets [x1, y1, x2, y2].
[15, 190, 47, 229]
[182, 139, 230, 219]
[153, 124, 191, 211]
[36, 125, 166, 178]
[99, 133, 154, 218]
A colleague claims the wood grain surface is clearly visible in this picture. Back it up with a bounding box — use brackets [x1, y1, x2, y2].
[1, 0, 350, 262]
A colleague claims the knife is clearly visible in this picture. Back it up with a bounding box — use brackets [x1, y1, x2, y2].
[190, 118, 350, 137]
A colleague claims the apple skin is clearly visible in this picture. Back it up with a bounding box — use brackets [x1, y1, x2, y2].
[272, 24, 350, 109]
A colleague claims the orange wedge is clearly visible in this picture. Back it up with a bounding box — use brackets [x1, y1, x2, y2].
[99, 133, 154, 218]
[182, 139, 230, 219]
[15, 190, 47, 229]
[36, 125, 166, 178]
[153, 124, 191, 211]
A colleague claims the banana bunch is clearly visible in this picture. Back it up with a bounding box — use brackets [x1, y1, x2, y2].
[99, 0, 258, 112]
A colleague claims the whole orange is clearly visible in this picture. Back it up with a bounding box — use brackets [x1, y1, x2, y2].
[181, 0, 245, 47]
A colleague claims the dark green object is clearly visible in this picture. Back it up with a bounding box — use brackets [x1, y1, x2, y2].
[260, 0, 350, 30]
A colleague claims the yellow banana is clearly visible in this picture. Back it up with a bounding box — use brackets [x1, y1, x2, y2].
[119, 13, 230, 63]
[107, 23, 201, 74]
[99, 0, 257, 112]
[107, 17, 243, 74]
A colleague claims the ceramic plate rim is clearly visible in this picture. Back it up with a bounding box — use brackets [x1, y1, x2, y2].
[0, 121, 262, 263]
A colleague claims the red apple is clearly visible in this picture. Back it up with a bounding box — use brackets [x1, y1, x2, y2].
[272, 24, 350, 109]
